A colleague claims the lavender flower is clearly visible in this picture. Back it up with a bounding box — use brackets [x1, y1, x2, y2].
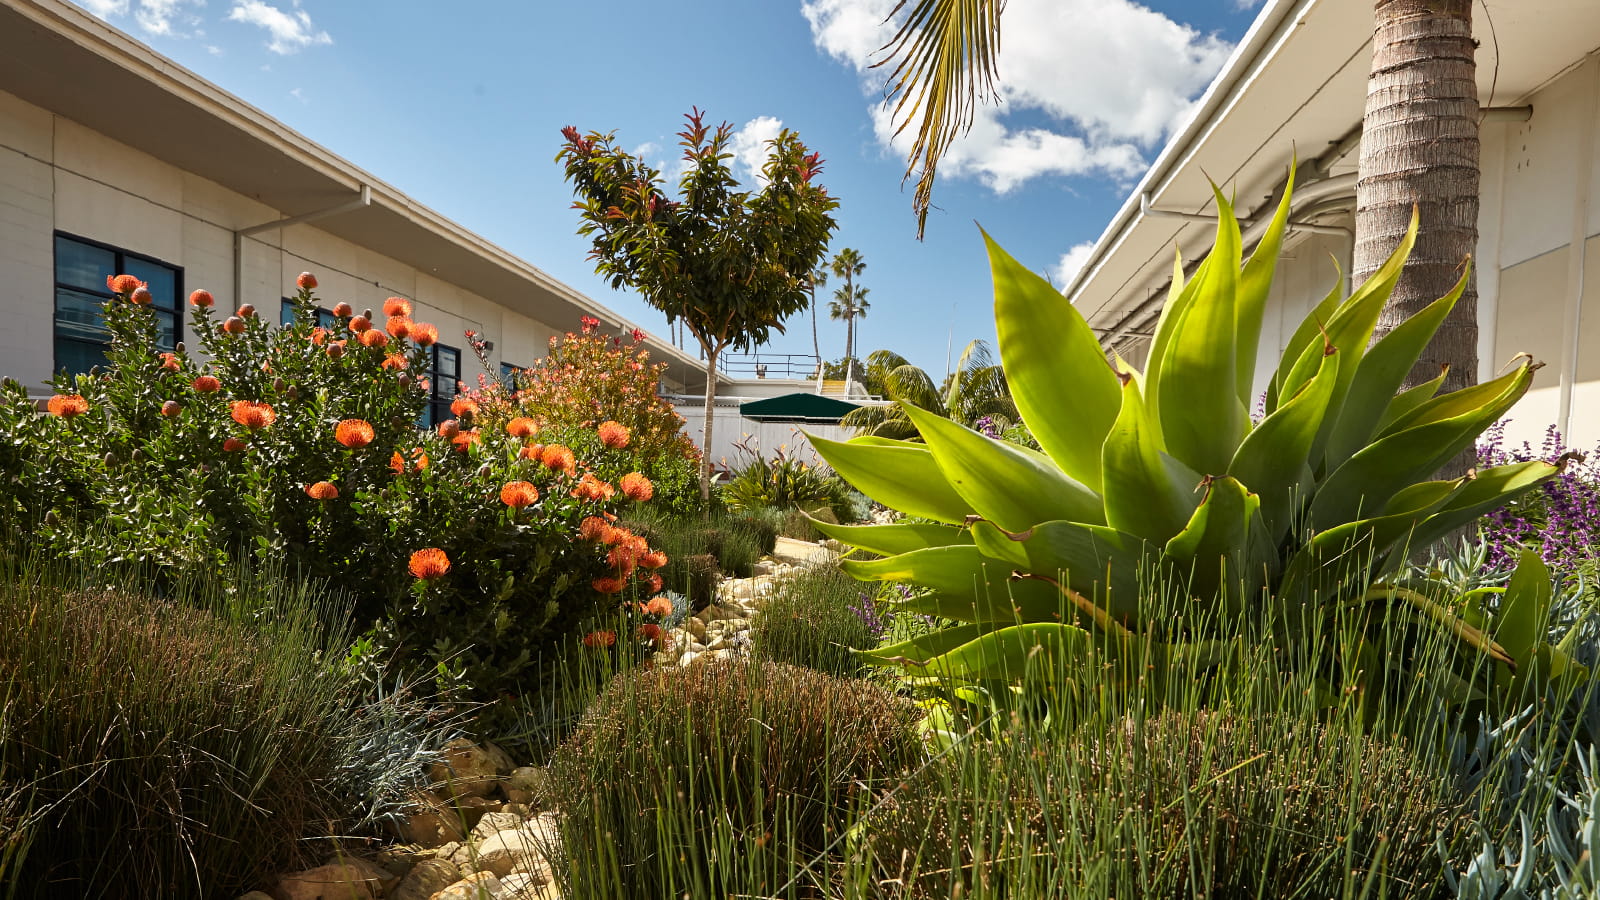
[847, 591, 893, 640]
[1477, 422, 1600, 570]
[974, 415, 1002, 439]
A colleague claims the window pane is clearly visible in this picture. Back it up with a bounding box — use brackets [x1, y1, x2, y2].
[435, 346, 459, 382]
[280, 299, 295, 328]
[153, 309, 178, 350]
[54, 237, 115, 293]
[122, 258, 177, 309]
[56, 338, 109, 377]
[55, 288, 108, 345]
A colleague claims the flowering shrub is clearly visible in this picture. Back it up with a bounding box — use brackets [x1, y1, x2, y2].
[1477, 422, 1598, 570]
[0, 277, 669, 705]
[462, 317, 703, 514]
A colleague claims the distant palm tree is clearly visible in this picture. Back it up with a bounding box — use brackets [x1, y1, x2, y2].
[841, 339, 1016, 441]
[827, 248, 869, 388]
[807, 266, 827, 374]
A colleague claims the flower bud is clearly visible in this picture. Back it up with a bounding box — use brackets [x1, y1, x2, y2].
[175, 342, 185, 353]
[222, 316, 245, 334]
[296, 272, 317, 291]
[273, 378, 287, 394]
[326, 342, 345, 360]
[477, 464, 492, 479]
[237, 304, 257, 319]
[286, 385, 298, 401]
[397, 373, 412, 388]
[438, 419, 460, 440]
[130, 448, 145, 462]
[44, 510, 59, 526]
[103, 452, 116, 467]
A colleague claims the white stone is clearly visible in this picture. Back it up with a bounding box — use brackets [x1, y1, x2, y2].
[390, 858, 460, 900]
[431, 871, 507, 900]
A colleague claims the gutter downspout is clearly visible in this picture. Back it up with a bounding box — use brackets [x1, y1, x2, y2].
[233, 184, 371, 307]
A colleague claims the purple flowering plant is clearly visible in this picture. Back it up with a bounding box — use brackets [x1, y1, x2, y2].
[1477, 422, 1599, 570]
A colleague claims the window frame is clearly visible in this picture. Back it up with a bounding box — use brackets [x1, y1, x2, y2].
[424, 343, 461, 427]
[53, 231, 183, 377]
[279, 297, 338, 330]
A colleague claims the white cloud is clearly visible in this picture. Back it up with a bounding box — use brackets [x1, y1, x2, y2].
[727, 116, 786, 186]
[205, 43, 223, 54]
[79, 0, 130, 17]
[227, 0, 331, 54]
[134, 0, 204, 36]
[288, 86, 305, 102]
[802, 0, 1233, 194]
[1052, 240, 1097, 288]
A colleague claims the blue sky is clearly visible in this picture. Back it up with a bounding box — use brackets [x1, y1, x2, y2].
[74, 0, 1264, 379]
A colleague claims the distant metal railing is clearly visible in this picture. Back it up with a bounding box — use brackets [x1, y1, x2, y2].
[716, 353, 822, 380]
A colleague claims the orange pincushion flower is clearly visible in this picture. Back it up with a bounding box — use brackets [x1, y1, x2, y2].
[381, 354, 408, 370]
[410, 323, 439, 346]
[601, 526, 632, 547]
[222, 437, 247, 452]
[332, 302, 353, 318]
[646, 573, 664, 595]
[127, 286, 153, 304]
[310, 327, 328, 345]
[539, 444, 575, 475]
[519, 442, 545, 461]
[359, 330, 389, 349]
[500, 481, 539, 509]
[579, 516, 612, 543]
[640, 550, 668, 570]
[230, 400, 277, 429]
[106, 274, 145, 294]
[607, 544, 639, 575]
[641, 596, 674, 617]
[159, 352, 180, 372]
[296, 272, 317, 291]
[411, 449, 430, 471]
[335, 419, 375, 449]
[451, 430, 480, 453]
[47, 394, 89, 418]
[597, 420, 631, 449]
[192, 375, 221, 393]
[383, 297, 413, 317]
[305, 481, 339, 500]
[619, 472, 654, 502]
[222, 316, 245, 334]
[583, 630, 617, 648]
[437, 419, 460, 439]
[592, 575, 626, 595]
[188, 289, 214, 307]
[349, 315, 371, 333]
[571, 473, 613, 502]
[161, 400, 181, 417]
[450, 397, 479, 418]
[409, 548, 450, 580]
[506, 417, 538, 439]
[385, 316, 413, 339]
[390, 451, 406, 476]
[638, 623, 667, 647]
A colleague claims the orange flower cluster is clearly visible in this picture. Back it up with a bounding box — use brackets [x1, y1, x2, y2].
[359, 330, 389, 349]
[451, 397, 479, 419]
[335, 419, 375, 449]
[592, 575, 626, 595]
[350, 315, 371, 333]
[230, 400, 277, 430]
[390, 448, 430, 475]
[222, 316, 246, 335]
[506, 417, 538, 439]
[409, 547, 451, 580]
[583, 630, 617, 648]
[571, 473, 614, 502]
[640, 596, 674, 617]
[539, 444, 576, 475]
[451, 430, 481, 453]
[296, 272, 317, 291]
[383, 297, 413, 317]
[159, 352, 180, 372]
[222, 437, 247, 452]
[105, 274, 145, 294]
[597, 420, 630, 449]
[193, 375, 221, 393]
[500, 480, 539, 509]
[638, 622, 668, 648]
[129, 287, 154, 305]
[385, 316, 412, 339]
[410, 323, 439, 347]
[161, 400, 181, 417]
[306, 481, 339, 500]
[189, 289, 214, 307]
[579, 516, 611, 543]
[619, 472, 653, 502]
[47, 394, 88, 418]
[381, 355, 407, 371]
[332, 302, 353, 318]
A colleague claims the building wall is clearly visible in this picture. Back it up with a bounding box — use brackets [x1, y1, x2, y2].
[0, 87, 565, 394]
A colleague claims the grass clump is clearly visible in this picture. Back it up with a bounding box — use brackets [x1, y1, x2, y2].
[751, 564, 879, 677]
[548, 658, 924, 899]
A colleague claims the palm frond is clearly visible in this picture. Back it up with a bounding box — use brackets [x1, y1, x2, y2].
[877, 0, 1005, 237]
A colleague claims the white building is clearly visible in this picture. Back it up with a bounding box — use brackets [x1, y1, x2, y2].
[1066, 0, 1600, 450]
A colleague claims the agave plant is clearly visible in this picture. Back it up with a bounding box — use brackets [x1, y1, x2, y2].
[808, 173, 1576, 705]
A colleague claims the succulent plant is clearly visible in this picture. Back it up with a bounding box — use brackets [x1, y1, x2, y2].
[809, 172, 1574, 702]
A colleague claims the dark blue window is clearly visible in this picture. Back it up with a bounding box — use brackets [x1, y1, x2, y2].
[54, 234, 182, 376]
[423, 344, 460, 427]
[279, 298, 337, 329]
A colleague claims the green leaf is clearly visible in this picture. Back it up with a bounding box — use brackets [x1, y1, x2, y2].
[902, 403, 1105, 532]
[1155, 184, 1245, 475]
[1162, 475, 1273, 608]
[806, 519, 974, 556]
[1267, 274, 1344, 416]
[1495, 550, 1553, 670]
[1229, 346, 1340, 540]
[858, 623, 987, 666]
[1389, 461, 1567, 564]
[1324, 264, 1468, 468]
[1236, 166, 1295, 405]
[987, 230, 1120, 491]
[1373, 368, 1450, 435]
[969, 518, 1146, 620]
[1101, 375, 1202, 544]
[1280, 478, 1466, 600]
[918, 622, 1091, 682]
[842, 545, 1067, 624]
[808, 432, 971, 524]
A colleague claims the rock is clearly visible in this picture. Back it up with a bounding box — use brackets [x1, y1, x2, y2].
[454, 795, 496, 829]
[274, 862, 385, 900]
[678, 650, 699, 667]
[705, 649, 733, 663]
[390, 859, 460, 900]
[429, 739, 502, 799]
[472, 812, 524, 842]
[707, 635, 729, 652]
[751, 560, 775, 576]
[431, 871, 506, 900]
[502, 788, 533, 806]
[502, 803, 531, 817]
[699, 604, 744, 623]
[479, 741, 518, 776]
[238, 893, 276, 900]
[470, 827, 552, 879]
[497, 871, 553, 897]
[683, 616, 707, 642]
[434, 841, 463, 861]
[403, 804, 465, 848]
[505, 766, 544, 794]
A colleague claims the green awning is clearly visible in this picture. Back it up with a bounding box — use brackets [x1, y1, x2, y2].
[739, 392, 862, 423]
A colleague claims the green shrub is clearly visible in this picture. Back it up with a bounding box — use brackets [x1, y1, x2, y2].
[0, 557, 386, 899]
[751, 565, 877, 677]
[859, 708, 1466, 899]
[0, 280, 674, 705]
[733, 510, 781, 555]
[724, 446, 836, 513]
[548, 659, 924, 899]
[680, 552, 721, 609]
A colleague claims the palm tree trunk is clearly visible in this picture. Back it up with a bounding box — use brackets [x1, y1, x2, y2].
[844, 314, 856, 390]
[1356, 0, 1479, 399]
[699, 346, 718, 506]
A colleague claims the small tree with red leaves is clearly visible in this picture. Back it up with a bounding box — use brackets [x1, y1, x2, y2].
[558, 109, 839, 502]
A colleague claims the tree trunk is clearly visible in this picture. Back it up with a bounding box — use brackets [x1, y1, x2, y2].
[699, 346, 719, 506]
[844, 313, 856, 390]
[1356, 0, 1479, 407]
[810, 287, 821, 371]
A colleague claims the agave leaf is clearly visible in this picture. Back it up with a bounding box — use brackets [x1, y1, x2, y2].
[987, 231, 1120, 491]
[842, 546, 1066, 624]
[1162, 476, 1274, 609]
[858, 623, 988, 667]
[918, 622, 1091, 682]
[1236, 166, 1295, 405]
[1388, 460, 1569, 568]
[1374, 366, 1450, 436]
[1155, 184, 1245, 475]
[969, 519, 1146, 621]
[1309, 363, 1535, 530]
[1380, 357, 1533, 437]
[1102, 374, 1203, 544]
[902, 402, 1105, 532]
[1280, 477, 1466, 601]
[806, 518, 974, 557]
[1495, 550, 1553, 671]
[809, 433, 971, 524]
[1230, 345, 1341, 540]
[1267, 274, 1344, 415]
[1324, 264, 1468, 468]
